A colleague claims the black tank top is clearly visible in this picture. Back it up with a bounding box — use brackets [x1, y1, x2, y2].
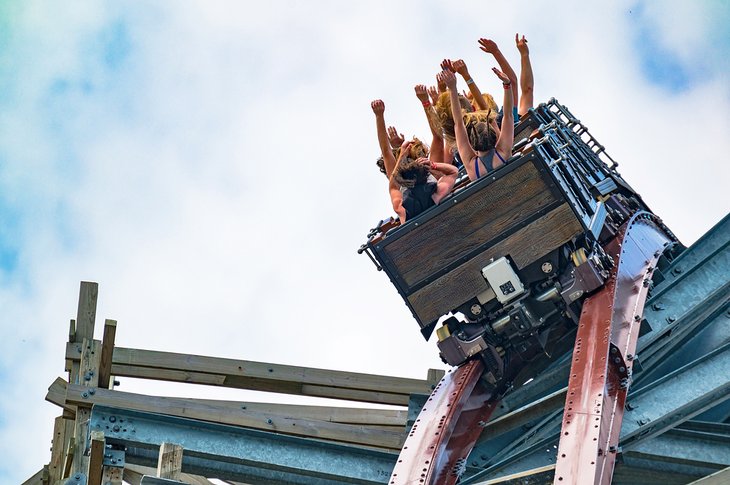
[402, 182, 437, 221]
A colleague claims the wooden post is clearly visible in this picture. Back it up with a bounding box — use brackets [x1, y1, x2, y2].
[99, 320, 117, 389]
[75, 282, 98, 344]
[48, 416, 74, 482]
[157, 443, 183, 480]
[71, 338, 102, 476]
[87, 430, 105, 485]
[101, 466, 122, 485]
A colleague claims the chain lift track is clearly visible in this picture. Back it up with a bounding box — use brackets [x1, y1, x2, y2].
[389, 213, 673, 485]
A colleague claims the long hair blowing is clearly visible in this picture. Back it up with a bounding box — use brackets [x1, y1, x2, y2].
[435, 92, 474, 144]
[464, 110, 497, 152]
[394, 157, 430, 189]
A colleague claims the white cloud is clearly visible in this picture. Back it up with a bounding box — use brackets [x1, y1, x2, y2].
[1, 1, 728, 483]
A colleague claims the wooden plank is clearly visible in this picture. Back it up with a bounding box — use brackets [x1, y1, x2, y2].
[65, 344, 438, 404]
[125, 464, 215, 485]
[71, 339, 102, 476]
[49, 376, 406, 426]
[49, 416, 74, 482]
[64, 383, 407, 450]
[157, 443, 183, 480]
[385, 161, 557, 287]
[45, 377, 74, 413]
[408, 203, 583, 324]
[87, 430, 105, 485]
[20, 467, 47, 485]
[75, 281, 98, 344]
[101, 466, 122, 485]
[99, 319, 117, 389]
[63, 437, 74, 479]
[109, 363, 227, 386]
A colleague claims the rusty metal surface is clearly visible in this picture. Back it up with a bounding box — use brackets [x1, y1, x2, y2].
[389, 359, 499, 484]
[553, 213, 672, 485]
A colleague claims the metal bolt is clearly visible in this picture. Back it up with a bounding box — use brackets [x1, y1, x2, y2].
[267, 419, 273, 424]
[112, 425, 120, 432]
[666, 315, 677, 323]
[81, 392, 89, 399]
[627, 353, 634, 361]
[652, 302, 665, 311]
[609, 446, 617, 453]
[109, 416, 116, 423]
[638, 419, 647, 426]
[634, 315, 641, 321]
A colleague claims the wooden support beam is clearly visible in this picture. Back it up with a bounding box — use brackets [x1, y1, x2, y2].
[125, 464, 215, 485]
[49, 415, 74, 482]
[63, 437, 74, 479]
[71, 339, 102, 476]
[65, 344, 442, 405]
[102, 466, 122, 485]
[74, 281, 98, 344]
[87, 430, 105, 485]
[20, 467, 48, 485]
[64, 382, 407, 449]
[157, 443, 183, 480]
[99, 319, 117, 389]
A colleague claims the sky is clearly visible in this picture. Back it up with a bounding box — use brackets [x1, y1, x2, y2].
[0, 1, 728, 483]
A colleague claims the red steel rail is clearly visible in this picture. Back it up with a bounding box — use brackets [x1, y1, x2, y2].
[553, 213, 672, 484]
[390, 212, 672, 485]
[388, 359, 499, 484]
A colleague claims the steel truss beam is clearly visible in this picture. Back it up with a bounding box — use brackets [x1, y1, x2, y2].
[89, 405, 398, 485]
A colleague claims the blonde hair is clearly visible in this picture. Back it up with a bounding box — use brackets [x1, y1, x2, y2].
[434, 92, 474, 145]
[394, 137, 429, 161]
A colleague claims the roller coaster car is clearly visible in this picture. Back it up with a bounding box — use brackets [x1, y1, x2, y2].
[360, 99, 657, 390]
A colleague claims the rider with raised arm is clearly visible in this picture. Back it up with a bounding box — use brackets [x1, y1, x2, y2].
[389, 141, 459, 223]
[439, 64, 514, 182]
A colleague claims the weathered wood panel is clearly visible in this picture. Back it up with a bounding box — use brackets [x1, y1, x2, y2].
[408, 203, 582, 324]
[65, 342, 444, 405]
[383, 160, 557, 288]
[65, 383, 407, 450]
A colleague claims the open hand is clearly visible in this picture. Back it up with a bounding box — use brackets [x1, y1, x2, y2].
[414, 84, 429, 103]
[491, 67, 510, 85]
[453, 59, 469, 78]
[440, 59, 455, 72]
[515, 33, 529, 55]
[437, 69, 458, 91]
[387, 126, 405, 147]
[478, 38, 499, 55]
[427, 85, 440, 105]
[371, 99, 385, 115]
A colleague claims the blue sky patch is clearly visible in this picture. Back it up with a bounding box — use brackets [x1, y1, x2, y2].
[101, 21, 132, 70]
[628, 4, 694, 93]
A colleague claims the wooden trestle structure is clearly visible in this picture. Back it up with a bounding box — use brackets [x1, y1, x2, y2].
[22, 214, 730, 485]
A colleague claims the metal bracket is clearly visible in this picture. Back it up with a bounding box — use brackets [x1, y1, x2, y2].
[140, 477, 188, 485]
[102, 448, 126, 468]
[64, 473, 87, 485]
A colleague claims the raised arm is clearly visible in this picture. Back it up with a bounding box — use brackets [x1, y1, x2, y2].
[415, 84, 444, 165]
[371, 100, 397, 178]
[427, 158, 459, 204]
[438, 69, 478, 180]
[453, 59, 489, 111]
[515, 33, 534, 117]
[478, 38, 519, 112]
[389, 141, 412, 221]
[492, 67, 514, 164]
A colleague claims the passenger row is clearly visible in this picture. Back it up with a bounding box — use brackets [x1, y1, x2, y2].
[371, 34, 534, 223]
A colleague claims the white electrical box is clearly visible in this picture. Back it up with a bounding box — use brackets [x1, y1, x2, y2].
[482, 257, 525, 304]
